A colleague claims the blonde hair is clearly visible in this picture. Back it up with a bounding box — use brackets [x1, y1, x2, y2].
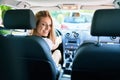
[32, 10, 56, 44]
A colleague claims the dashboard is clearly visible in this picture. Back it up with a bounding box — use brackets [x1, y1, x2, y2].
[62, 31, 81, 73]
[62, 29, 120, 74]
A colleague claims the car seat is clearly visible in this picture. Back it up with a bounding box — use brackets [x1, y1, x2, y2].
[0, 9, 59, 80]
[71, 9, 120, 80]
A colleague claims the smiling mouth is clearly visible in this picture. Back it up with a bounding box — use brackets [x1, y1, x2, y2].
[43, 31, 49, 34]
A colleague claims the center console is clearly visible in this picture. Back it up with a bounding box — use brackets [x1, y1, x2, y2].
[62, 31, 81, 74]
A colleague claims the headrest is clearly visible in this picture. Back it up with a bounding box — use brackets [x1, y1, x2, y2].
[3, 9, 36, 29]
[91, 9, 120, 36]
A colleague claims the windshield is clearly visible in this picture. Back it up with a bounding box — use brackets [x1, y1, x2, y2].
[50, 10, 94, 31]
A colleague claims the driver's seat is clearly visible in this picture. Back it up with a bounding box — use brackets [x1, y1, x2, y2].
[0, 9, 58, 80]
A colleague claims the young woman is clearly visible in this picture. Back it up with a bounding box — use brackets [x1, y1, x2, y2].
[32, 10, 62, 66]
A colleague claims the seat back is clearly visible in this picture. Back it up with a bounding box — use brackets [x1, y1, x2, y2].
[71, 9, 120, 80]
[0, 9, 58, 80]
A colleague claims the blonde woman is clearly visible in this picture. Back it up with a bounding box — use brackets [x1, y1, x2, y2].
[32, 10, 62, 66]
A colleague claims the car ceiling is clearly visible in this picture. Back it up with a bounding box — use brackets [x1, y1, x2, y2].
[0, 0, 117, 10]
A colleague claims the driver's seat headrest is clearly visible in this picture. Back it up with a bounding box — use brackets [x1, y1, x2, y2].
[3, 9, 36, 29]
[91, 9, 120, 36]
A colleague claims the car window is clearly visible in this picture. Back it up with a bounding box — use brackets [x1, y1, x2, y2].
[50, 10, 94, 31]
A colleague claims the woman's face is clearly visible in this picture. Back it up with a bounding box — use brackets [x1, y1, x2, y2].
[36, 17, 52, 37]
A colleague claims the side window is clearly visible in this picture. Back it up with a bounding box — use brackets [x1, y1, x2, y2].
[0, 5, 12, 35]
[0, 5, 12, 26]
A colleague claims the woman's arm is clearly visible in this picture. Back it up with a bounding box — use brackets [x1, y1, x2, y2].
[52, 36, 62, 50]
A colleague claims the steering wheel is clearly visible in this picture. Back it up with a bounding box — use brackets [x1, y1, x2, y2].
[55, 28, 62, 37]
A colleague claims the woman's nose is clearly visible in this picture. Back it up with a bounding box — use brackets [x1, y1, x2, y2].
[45, 25, 51, 30]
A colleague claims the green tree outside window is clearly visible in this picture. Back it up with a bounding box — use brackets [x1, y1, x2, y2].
[0, 5, 12, 35]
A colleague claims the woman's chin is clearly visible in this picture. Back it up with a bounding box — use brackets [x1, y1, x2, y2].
[43, 35, 48, 37]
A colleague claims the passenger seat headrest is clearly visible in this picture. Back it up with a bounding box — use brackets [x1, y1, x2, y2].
[3, 9, 36, 29]
[91, 9, 120, 36]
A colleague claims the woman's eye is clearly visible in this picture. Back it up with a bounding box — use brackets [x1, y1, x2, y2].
[41, 23, 46, 26]
[40, 23, 51, 27]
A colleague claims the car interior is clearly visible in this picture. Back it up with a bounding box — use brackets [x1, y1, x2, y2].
[0, 0, 120, 80]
